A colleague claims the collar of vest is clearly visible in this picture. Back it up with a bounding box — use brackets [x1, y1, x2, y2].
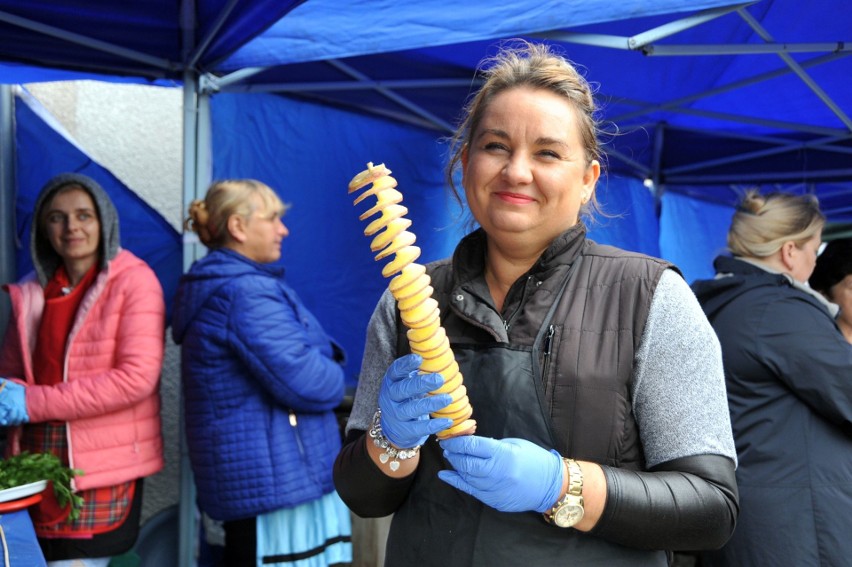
[452, 224, 588, 285]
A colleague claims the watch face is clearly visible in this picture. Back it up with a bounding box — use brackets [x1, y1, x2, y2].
[554, 500, 584, 528]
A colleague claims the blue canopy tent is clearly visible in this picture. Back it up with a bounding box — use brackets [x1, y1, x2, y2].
[4, 0, 851, 369]
[206, 0, 852, 283]
[1, 1, 851, 565]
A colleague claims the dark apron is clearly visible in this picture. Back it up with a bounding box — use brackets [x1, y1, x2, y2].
[385, 274, 668, 566]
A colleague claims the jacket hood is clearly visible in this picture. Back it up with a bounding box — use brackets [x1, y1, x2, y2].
[691, 255, 790, 320]
[31, 173, 120, 287]
[171, 248, 283, 343]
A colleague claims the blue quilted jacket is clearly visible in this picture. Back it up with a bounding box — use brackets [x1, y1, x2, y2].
[171, 248, 346, 521]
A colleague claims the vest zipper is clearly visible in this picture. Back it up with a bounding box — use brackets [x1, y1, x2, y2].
[504, 276, 533, 333]
[542, 324, 555, 389]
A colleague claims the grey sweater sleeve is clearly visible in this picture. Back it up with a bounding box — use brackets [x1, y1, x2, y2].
[632, 269, 737, 467]
[345, 288, 398, 435]
[587, 270, 739, 551]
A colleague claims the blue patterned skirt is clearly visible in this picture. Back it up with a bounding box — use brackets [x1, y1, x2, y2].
[255, 491, 352, 566]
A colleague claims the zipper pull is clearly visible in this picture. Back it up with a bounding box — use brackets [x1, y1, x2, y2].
[541, 324, 556, 390]
[543, 325, 555, 356]
[289, 411, 298, 427]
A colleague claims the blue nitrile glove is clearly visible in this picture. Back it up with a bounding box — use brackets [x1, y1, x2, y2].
[0, 379, 30, 426]
[438, 435, 564, 513]
[378, 354, 453, 448]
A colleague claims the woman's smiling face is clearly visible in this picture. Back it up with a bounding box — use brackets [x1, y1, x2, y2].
[44, 187, 101, 270]
[462, 86, 599, 251]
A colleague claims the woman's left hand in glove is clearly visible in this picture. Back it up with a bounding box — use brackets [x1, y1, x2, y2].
[438, 435, 563, 513]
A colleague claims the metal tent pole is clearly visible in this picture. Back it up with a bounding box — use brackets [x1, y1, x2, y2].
[178, 65, 213, 567]
[0, 85, 15, 335]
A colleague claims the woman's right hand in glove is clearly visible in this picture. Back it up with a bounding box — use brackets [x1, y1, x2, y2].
[378, 354, 453, 448]
[0, 378, 29, 427]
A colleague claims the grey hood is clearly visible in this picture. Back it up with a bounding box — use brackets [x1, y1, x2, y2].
[31, 173, 121, 286]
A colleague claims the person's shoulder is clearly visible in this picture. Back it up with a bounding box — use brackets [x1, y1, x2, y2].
[109, 250, 159, 283]
[425, 256, 452, 274]
[2, 273, 39, 302]
[582, 241, 676, 278]
[221, 265, 283, 303]
[192, 250, 277, 287]
[654, 269, 698, 305]
[7, 271, 39, 288]
[111, 248, 145, 266]
[584, 241, 668, 264]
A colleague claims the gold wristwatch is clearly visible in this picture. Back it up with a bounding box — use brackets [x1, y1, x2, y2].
[544, 458, 584, 528]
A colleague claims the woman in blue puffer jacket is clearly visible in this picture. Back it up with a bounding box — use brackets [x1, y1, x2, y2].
[172, 179, 352, 566]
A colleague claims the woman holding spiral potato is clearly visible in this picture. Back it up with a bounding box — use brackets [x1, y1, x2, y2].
[334, 41, 738, 566]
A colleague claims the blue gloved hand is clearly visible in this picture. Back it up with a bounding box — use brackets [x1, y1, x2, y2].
[0, 379, 30, 426]
[438, 435, 564, 513]
[378, 354, 453, 448]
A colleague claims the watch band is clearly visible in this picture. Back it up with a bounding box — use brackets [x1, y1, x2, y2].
[544, 458, 584, 525]
[564, 458, 583, 497]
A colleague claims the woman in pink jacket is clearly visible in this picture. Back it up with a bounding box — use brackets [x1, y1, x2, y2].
[0, 173, 165, 566]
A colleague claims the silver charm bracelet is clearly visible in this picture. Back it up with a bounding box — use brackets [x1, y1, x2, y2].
[369, 409, 421, 472]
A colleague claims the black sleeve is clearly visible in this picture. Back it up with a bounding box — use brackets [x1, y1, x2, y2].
[333, 429, 416, 517]
[591, 454, 739, 550]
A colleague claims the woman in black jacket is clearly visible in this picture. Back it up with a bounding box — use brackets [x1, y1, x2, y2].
[693, 190, 852, 567]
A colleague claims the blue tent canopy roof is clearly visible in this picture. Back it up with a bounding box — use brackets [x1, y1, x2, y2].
[219, 0, 746, 69]
[0, 0, 743, 78]
[1, 0, 850, 218]
[0, 0, 306, 78]
[1, 1, 850, 218]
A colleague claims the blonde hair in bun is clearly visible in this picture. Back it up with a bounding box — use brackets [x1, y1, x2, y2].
[185, 199, 212, 244]
[184, 179, 286, 249]
[728, 189, 824, 258]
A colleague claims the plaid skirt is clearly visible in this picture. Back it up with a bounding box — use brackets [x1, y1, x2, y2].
[20, 422, 133, 537]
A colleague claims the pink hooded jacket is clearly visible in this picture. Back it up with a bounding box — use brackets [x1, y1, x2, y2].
[0, 249, 165, 490]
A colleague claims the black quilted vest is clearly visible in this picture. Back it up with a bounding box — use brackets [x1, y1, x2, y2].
[397, 224, 672, 469]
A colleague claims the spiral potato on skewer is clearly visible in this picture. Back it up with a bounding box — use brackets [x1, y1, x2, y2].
[348, 162, 476, 439]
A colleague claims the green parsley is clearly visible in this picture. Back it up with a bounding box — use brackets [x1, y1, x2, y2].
[0, 452, 84, 521]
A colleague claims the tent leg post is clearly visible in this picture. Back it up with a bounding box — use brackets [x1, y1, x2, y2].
[178, 69, 212, 567]
[0, 85, 15, 334]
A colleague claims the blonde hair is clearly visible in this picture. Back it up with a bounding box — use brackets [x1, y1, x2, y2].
[447, 40, 602, 215]
[185, 179, 286, 248]
[728, 189, 824, 258]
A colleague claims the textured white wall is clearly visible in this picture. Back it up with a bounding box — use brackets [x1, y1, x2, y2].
[26, 80, 183, 523]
